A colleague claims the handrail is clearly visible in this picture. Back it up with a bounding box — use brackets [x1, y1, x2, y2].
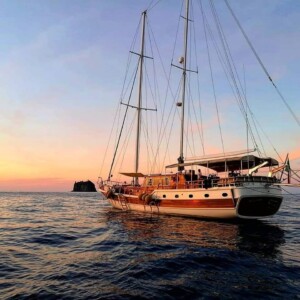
[102, 175, 279, 191]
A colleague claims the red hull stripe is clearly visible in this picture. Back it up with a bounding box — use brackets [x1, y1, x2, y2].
[110, 197, 234, 208]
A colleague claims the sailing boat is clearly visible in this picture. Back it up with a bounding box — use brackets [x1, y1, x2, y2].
[98, 0, 296, 219]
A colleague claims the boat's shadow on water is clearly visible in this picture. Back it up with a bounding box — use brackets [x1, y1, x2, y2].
[105, 209, 285, 258]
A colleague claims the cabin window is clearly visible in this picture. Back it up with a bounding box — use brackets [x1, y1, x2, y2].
[222, 193, 228, 197]
[175, 194, 179, 198]
[165, 177, 170, 186]
[204, 194, 209, 198]
[148, 178, 153, 186]
[189, 194, 193, 198]
[163, 194, 166, 198]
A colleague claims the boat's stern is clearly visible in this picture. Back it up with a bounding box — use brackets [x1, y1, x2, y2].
[235, 184, 283, 219]
[237, 196, 282, 218]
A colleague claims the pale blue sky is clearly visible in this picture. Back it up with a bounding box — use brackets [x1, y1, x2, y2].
[0, 0, 299, 191]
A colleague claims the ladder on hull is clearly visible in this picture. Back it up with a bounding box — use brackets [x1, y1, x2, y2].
[118, 194, 129, 211]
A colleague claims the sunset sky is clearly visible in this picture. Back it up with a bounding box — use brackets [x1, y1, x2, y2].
[0, 0, 299, 192]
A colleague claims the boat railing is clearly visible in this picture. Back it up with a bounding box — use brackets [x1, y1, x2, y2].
[102, 180, 128, 187]
[235, 176, 279, 184]
[183, 179, 233, 189]
[179, 175, 278, 189]
[102, 175, 279, 192]
[123, 186, 154, 195]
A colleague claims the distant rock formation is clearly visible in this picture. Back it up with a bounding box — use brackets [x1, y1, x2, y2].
[72, 180, 97, 192]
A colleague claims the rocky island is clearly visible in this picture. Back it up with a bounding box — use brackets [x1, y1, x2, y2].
[72, 180, 97, 192]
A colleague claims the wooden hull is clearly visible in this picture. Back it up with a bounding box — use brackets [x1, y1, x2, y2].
[102, 184, 283, 220]
[108, 199, 236, 218]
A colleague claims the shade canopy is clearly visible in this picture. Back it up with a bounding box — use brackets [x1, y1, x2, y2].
[119, 172, 145, 178]
[166, 155, 279, 173]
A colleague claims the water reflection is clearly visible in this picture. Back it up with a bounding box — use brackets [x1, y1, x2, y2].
[106, 210, 285, 258]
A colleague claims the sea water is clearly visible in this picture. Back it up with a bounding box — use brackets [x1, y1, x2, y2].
[0, 191, 299, 299]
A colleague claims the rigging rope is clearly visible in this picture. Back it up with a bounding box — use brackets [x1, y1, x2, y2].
[200, 0, 265, 157]
[291, 169, 300, 183]
[224, 0, 300, 128]
[209, 0, 267, 157]
[160, 103, 178, 171]
[147, 0, 162, 12]
[201, 0, 225, 156]
[98, 101, 121, 179]
[114, 112, 136, 181]
[143, 18, 160, 173]
[99, 19, 141, 179]
[150, 6, 180, 152]
[280, 186, 300, 198]
[146, 18, 161, 160]
[108, 62, 140, 180]
[147, 2, 186, 173]
[251, 114, 284, 163]
[190, 3, 205, 155]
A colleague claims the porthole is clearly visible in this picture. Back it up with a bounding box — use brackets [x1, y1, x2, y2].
[204, 194, 209, 198]
[175, 194, 179, 198]
[222, 193, 228, 197]
[163, 194, 166, 198]
[189, 194, 193, 198]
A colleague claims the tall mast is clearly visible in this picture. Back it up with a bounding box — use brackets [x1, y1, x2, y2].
[178, 0, 190, 171]
[135, 11, 146, 185]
